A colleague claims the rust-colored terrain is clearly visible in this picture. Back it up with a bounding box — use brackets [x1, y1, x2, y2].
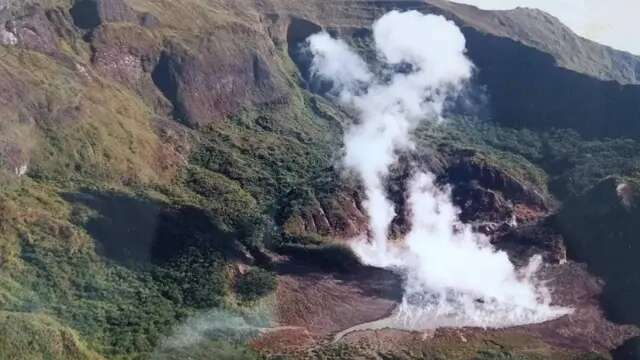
[2, 0, 640, 359]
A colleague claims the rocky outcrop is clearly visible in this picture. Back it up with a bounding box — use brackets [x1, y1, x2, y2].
[149, 38, 285, 127]
[442, 150, 549, 225]
[90, 24, 155, 82]
[281, 150, 550, 246]
[88, 23, 165, 109]
[69, 0, 137, 30]
[6, 0, 638, 137]
[462, 27, 640, 138]
[75, 4, 289, 128]
[0, 25, 16, 45]
[554, 177, 640, 326]
[0, 5, 61, 55]
[281, 188, 368, 241]
[494, 220, 567, 265]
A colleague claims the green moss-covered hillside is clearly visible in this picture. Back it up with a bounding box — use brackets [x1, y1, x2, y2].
[1, 0, 640, 359]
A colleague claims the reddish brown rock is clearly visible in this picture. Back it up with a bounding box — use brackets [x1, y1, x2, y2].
[272, 258, 402, 339]
[152, 36, 286, 127]
[90, 25, 155, 83]
[282, 189, 368, 240]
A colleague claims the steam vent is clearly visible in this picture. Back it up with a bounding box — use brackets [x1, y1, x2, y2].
[0, 0, 639, 359]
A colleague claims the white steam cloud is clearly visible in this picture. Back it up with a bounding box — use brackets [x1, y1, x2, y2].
[307, 10, 570, 329]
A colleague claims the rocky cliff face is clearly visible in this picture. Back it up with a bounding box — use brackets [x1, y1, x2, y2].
[266, 0, 640, 138]
[4, 0, 640, 148]
[1, 0, 640, 359]
[555, 178, 640, 325]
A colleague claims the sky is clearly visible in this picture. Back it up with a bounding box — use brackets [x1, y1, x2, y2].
[451, 0, 640, 55]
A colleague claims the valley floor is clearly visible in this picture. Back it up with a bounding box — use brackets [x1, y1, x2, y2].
[252, 255, 637, 359]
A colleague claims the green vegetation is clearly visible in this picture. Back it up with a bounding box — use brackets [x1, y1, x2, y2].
[185, 167, 263, 235]
[5, 94, 633, 360]
[1, 0, 639, 359]
[0, 311, 103, 360]
[152, 340, 261, 360]
[190, 100, 340, 207]
[416, 118, 640, 201]
[0, 12, 338, 356]
[235, 268, 277, 302]
[151, 308, 269, 360]
[0, 144, 285, 359]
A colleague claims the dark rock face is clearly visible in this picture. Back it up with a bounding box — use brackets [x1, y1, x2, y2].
[69, 0, 137, 30]
[151, 51, 182, 119]
[554, 178, 640, 326]
[463, 28, 640, 139]
[69, 0, 101, 29]
[494, 220, 567, 265]
[613, 337, 640, 360]
[64, 191, 249, 265]
[270, 0, 640, 139]
[420, 0, 640, 85]
[288, 0, 640, 85]
[443, 152, 548, 224]
[435, 0, 640, 139]
[281, 188, 369, 240]
[150, 39, 284, 127]
[286, 17, 322, 86]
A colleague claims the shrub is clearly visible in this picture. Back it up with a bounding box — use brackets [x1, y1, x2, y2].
[163, 247, 228, 309]
[185, 167, 266, 247]
[235, 268, 277, 302]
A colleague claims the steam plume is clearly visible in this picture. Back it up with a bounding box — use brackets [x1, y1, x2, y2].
[307, 10, 570, 328]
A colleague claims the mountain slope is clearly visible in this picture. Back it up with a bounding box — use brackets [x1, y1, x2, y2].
[0, 0, 640, 359]
[431, 0, 640, 85]
[261, 0, 640, 138]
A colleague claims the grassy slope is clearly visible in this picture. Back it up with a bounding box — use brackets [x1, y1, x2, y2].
[0, 1, 344, 359]
[1, 1, 639, 359]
